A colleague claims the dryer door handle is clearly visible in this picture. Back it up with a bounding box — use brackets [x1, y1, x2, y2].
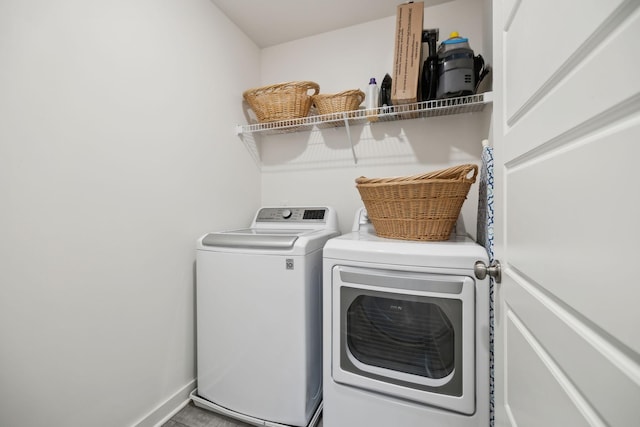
[474, 260, 502, 283]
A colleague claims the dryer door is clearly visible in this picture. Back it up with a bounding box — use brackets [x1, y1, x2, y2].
[331, 265, 476, 415]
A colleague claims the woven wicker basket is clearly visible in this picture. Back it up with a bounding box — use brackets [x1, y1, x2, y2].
[243, 81, 320, 123]
[355, 164, 479, 241]
[312, 89, 365, 115]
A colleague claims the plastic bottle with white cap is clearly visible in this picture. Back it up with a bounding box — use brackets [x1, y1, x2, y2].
[366, 77, 379, 122]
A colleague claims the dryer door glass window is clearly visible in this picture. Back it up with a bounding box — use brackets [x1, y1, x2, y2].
[347, 295, 457, 380]
[331, 266, 477, 412]
[335, 268, 473, 399]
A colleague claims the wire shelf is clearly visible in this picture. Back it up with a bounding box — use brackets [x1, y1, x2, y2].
[236, 92, 493, 135]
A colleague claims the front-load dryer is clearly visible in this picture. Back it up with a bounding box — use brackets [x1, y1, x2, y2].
[192, 207, 339, 427]
[322, 208, 490, 427]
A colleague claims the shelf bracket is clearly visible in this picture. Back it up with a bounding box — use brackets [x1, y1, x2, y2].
[343, 112, 357, 164]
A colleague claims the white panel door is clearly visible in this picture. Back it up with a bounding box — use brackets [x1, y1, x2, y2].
[492, 0, 640, 426]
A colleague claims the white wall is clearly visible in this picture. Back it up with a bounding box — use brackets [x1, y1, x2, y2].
[259, 0, 491, 234]
[0, 1, 261, 426]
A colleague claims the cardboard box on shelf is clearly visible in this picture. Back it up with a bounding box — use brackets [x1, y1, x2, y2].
[391, 1, 424, 105]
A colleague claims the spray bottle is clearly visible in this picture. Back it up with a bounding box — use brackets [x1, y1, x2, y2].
[366, 77, 379, 122]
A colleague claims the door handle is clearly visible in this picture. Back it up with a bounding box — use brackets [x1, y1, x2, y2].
[474, 260, 502, 283]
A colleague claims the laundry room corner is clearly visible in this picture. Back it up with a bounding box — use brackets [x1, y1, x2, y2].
[257, 0, 491, 237]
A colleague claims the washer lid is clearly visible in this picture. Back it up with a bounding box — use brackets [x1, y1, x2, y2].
[201, 228, 313, 250]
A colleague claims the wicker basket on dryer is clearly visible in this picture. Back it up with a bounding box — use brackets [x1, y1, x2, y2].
[355, 164, 479, 241]
[242, 81, 320, 123]
[312, 89, 365, 116]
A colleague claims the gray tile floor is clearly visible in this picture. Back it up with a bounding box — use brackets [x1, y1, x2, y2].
[163, 402, 252, 427]
[163, 402, 323, 427]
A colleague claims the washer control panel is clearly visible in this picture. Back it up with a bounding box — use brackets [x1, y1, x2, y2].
[255, 207, 327, 223]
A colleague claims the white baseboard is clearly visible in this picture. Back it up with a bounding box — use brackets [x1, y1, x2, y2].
[132, 379, 196, 427]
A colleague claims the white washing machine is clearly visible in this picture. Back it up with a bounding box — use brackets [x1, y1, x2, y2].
[192, 206, 339, 427]
[322, 208, 490, 427]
